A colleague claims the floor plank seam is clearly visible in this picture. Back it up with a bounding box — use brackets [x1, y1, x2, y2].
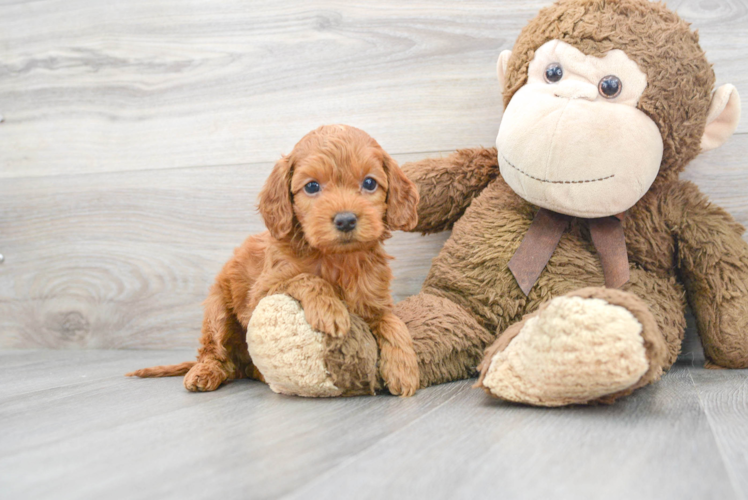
[0, 354, 195, 401]
[0, 149, 459, 182]
[1, 382, 261, 458]
[279, 380, 473, 499]
[0, 371, 172, 403]
[688, 369, 746, 500]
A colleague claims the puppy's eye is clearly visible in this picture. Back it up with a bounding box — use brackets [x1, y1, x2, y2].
[304, 181, 321, 194]
[362, 177, 378, 192]
[544, 63, 563, 83]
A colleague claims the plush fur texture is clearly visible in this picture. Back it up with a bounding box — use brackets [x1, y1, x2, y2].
[395, 138, 748, 404]
[127, 125, 421, 396]
[479, 295, 649, 406]
[475, 288, 669, 406]
[392, 0, 748, 405]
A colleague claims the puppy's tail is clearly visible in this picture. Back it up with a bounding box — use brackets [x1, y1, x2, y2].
[126, 361, 196, 378]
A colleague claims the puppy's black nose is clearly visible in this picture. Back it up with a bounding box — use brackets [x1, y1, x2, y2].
[334, 212, 357, 232]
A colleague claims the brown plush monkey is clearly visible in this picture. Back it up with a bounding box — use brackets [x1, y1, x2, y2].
[245, 0, 746, 406]
[395, 0, 746, 406]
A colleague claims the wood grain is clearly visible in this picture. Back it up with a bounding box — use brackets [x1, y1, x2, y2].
[2, 134, 746, 350]
[0, 0, 746, 178]
[289, 364, 739, 500]
[0, 152, 450, 348]
[0, 350, 471, 500]
[1, 0, 747, 350]
[690, 368, 748, 499]
[0, 348, 192, 399]
[1, 350, 744, 500]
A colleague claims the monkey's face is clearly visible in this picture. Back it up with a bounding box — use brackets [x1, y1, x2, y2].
[496, 40, 663, 218]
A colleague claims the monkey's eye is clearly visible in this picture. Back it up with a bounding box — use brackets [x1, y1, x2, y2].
[544, 63, 563, 83]
[598, 75, 622, 98]
[304, 181, 321, 194]
[362, 177, 378, 192]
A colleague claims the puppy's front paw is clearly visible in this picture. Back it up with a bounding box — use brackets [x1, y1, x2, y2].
[183, 362, 228, 392]
[304, 296, 351, 337]
[380, 344, 420, 397]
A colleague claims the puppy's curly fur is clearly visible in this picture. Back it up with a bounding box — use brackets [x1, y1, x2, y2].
[128, 125, 421, 396]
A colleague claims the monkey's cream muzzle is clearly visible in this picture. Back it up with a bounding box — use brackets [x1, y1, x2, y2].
[496, 40, 663, 218]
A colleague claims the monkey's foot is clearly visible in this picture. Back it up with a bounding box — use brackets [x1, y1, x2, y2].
[246, 294, 379, 397]
[476, 288, 667, 406]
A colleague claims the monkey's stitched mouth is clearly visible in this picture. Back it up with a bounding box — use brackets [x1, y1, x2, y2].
[501, 153, 615, 184]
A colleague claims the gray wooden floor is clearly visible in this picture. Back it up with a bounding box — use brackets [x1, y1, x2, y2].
[1, 329, 747, 500]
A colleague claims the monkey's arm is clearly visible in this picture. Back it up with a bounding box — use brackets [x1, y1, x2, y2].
[400, 147, 499, 234]
[671, 181, 748, 368]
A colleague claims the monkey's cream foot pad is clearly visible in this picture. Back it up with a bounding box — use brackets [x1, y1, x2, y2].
[247, 294, 342, 397]
[247, 294, 379, 398]
[479, 295, 650, 406]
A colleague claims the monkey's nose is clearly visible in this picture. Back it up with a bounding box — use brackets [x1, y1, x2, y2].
[554, 80, 598, 101]
[334, 212, 357, 232]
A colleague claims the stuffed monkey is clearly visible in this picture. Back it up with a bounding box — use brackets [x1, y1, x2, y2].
[246, 0, 746, 406]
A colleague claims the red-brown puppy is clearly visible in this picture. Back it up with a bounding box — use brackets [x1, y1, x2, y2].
[128, 125, 421, 396]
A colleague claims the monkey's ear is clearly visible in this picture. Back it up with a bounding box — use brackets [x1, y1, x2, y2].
[383, 152, 419, 231]
[258, 156, 295, 240]
[497, 50, 512, 90]
[701, 84, 741, 152]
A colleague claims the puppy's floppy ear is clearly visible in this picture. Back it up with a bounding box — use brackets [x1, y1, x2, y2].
[383, 151, 419, 231]
[258, 156, 295, 240]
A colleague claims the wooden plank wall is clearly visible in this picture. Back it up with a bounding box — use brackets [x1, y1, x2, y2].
[1, 0, 746, 349]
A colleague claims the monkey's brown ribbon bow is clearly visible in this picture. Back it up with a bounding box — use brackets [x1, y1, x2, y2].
[508, 208, 629, 296]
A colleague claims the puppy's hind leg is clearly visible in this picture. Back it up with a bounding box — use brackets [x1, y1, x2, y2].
[184, 283, 252, 392]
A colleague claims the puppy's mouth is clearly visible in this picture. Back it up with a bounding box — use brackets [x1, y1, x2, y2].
[332, 233, 367, 247]
[319, 231, 381, 253]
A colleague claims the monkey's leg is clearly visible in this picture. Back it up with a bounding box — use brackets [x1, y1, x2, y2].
[670, 182, 748, 369]
[699, 293, 748, 369]
[476, 274, 685, 406]
[394, 292, 496, 388]
[245, 292, 494, 396]
[246, 294, 379, 397]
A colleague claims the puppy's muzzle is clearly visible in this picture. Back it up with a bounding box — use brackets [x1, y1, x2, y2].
[334, 212, 357, 233]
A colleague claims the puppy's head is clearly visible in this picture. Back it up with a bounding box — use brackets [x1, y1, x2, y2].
[258, 125, 419, 253]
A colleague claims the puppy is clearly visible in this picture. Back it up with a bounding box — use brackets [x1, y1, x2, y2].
[128, 125, 421, 396]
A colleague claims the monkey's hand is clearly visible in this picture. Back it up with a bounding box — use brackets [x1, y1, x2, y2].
[673, 182, 748, 369]
[706, 293, 748, 369]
